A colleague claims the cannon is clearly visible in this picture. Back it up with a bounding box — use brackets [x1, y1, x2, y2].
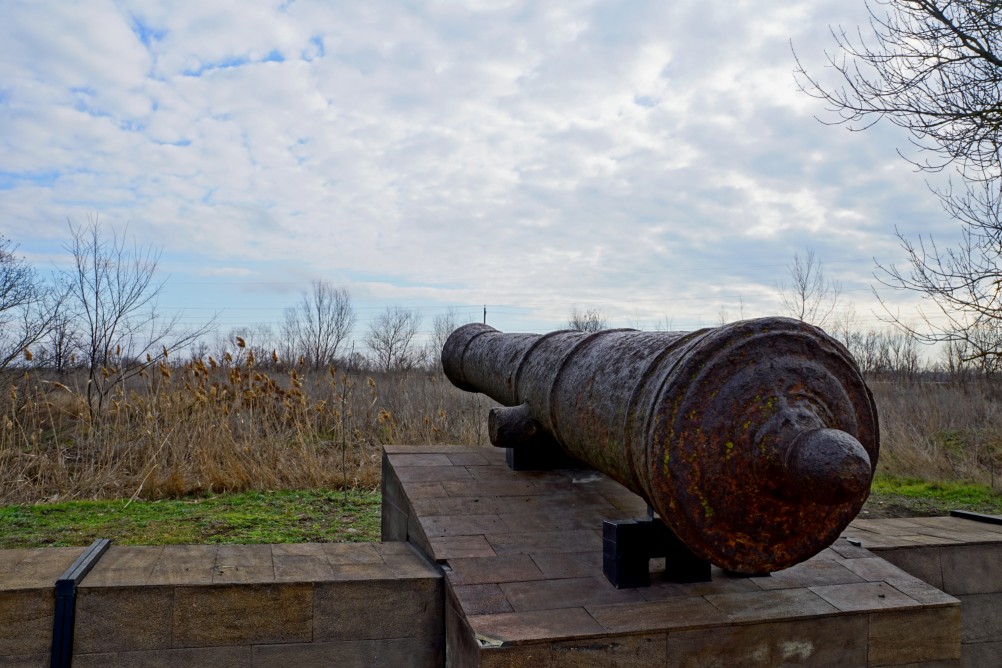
[442, 317, 878, 576]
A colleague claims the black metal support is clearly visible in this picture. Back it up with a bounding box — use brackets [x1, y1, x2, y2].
[51, 538, 111, 668]
[602, 516, 711, 588]
[505, 444, 582, 471]
[950, 509, 1002, 526]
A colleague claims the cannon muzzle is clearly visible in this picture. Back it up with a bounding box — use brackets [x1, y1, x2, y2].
[442, 317, 879, 574]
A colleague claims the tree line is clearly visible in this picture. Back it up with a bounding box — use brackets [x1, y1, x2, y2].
[0, 220, 469, 414]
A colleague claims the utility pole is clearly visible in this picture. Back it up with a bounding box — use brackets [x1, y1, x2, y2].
[483, 305, 487, 324]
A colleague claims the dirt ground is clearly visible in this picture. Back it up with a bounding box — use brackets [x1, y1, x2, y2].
[858, 492, 965, 520]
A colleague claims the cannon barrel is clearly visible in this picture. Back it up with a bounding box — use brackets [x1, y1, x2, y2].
[442, 317, 879, 574]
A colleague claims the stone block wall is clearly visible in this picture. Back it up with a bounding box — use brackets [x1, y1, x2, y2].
[0, 542, 443, 667]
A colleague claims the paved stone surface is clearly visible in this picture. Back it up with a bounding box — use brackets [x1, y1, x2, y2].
[383, 445, 964, 665]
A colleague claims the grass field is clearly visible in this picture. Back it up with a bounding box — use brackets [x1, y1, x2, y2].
[3, 364, 1002, 544]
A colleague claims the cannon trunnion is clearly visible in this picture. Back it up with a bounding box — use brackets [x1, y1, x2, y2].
[442, 317, 879, 577]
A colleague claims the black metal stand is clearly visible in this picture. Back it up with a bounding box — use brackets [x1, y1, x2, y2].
[603, 516, 711, 588]
[505, 444, 583, 471]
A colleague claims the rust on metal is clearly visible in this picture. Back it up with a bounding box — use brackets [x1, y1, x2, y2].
[441, 317, 879, 574]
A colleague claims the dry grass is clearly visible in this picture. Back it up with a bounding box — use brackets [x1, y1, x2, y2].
[0, 360, 493, 504]
[871, 380, 1002, 488]
[4, 359, 1002, 503]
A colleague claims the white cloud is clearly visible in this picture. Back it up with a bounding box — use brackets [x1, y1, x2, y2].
[0, 0, 960, 336]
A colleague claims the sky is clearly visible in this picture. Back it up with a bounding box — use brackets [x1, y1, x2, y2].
[0, 1, 962, 351]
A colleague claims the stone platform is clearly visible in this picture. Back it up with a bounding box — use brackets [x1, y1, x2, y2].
[382, 445, 962, 667]
[0, 541, 444, 667]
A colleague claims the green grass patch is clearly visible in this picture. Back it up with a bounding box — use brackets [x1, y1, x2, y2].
[0, 488, 381, 549]
[864, 474, 1002, 517]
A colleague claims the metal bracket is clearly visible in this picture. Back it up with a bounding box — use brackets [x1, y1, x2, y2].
[950, 509, 1002, 526]
[51, 538, 111, 668]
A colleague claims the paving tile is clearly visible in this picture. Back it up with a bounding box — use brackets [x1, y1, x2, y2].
[420, 513, 509, 538]
[74, 585, 173, 652]
[212, 544, 275, 584]
[428, 535, 497, 559]
[467, 607, 605, 643]
[829, 536, 876, 560]
[395, 465, 474, 482]
[638, 568, 762, 600]
[384, 444, 462, 455]
[147, 545, 218, 585]
[465, 466, 556, 483]
[750, 558, 865, 590]
[273, 553, 334, 582]
[666, 614, 868, 668]
[373, 540, 420, 556]
[271, 543, 326, 556]
[810, 581, 921, 612]
[453, 583, 514, 615]
[447, 452, 493, 466]
[588, 595, 726, 633]
[411, 495, 508, 516]
[1, 547, 84, 589]
[868, 606, 961, 666]
[486, 529, 602, 555]
[172, 582, 312, 647]
[500, 576, 643, 612]
[404, 481, 448, 498]
[322, 542, 383, 565]
[705, 588, 839, 622]
[329, 562, 396, 580]
[388, 453, 455, 467]
[887, 577, 959, 607]
[0, 550, 30, 576]
[82, 546, 162, 587]
[446, 554, 546, 586]
[529, 551, 603, 579]
[913, 516, 1002, 536]
[442, 480, 556, 497]
[499, 510, 606, 533]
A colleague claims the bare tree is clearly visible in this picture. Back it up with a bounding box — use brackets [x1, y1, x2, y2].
[365, 306, 423, 372]
[567, 308, 607, 332]
[428, 309, 463, 371]
[777, 248, 842, 328]
[283, 281, 355, 369]
[0, 235, 64, 369]
[795, 1, 1002, 364]
[64, 218, 212, 415]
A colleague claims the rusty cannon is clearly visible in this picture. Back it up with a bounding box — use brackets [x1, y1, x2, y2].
[442, 317, 878, 578]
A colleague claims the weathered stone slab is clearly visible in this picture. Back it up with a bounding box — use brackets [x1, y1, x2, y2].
[72, 646, 252, 668]
[172, 582, 313, 647]
[0, 589, 52, 656]
[314, 578, 442, 642]
[666, 615, 868, 668]
[868, 607, 961, 666]
[74, 585, 173, 652]
[252, 637, 444, 668]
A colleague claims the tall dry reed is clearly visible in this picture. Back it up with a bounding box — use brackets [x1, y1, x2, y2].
[4, 360, 1002, 503]
[0, 357, 492, 504]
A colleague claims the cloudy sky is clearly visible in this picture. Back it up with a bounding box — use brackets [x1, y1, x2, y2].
[0, 1, 958, 347]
